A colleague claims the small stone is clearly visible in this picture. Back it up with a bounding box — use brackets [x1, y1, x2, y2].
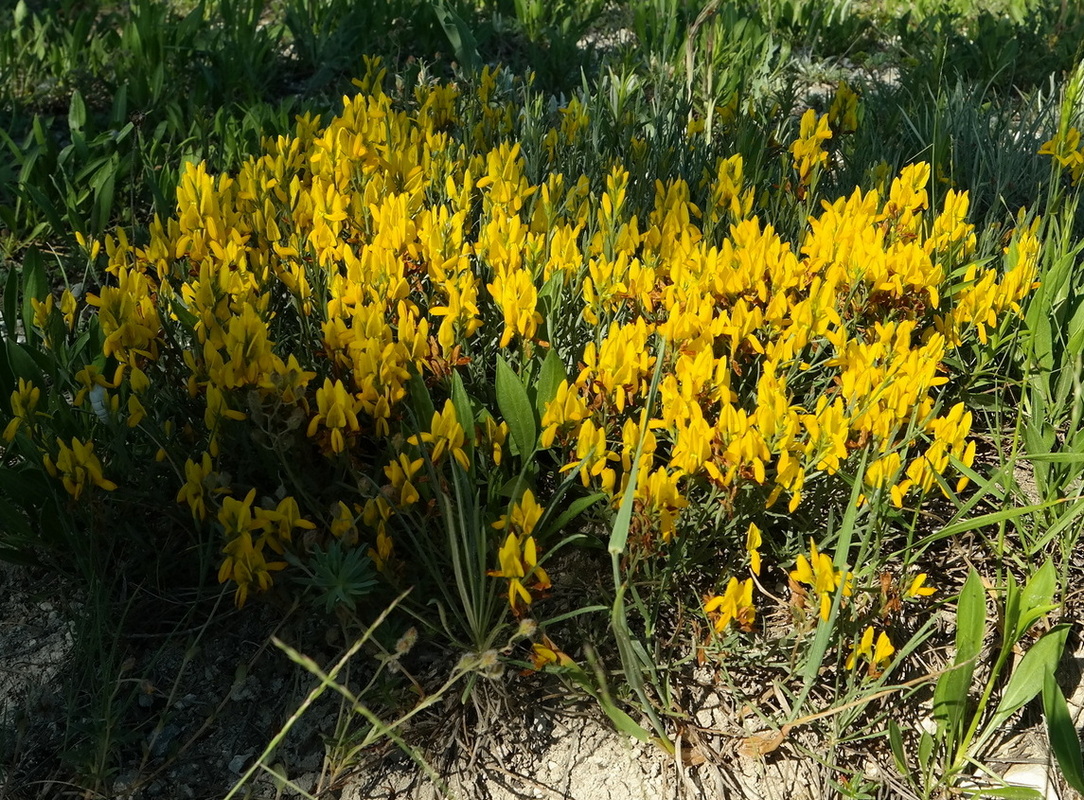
[1003, 763, 1059, 800]
[295, 772, 318, 793]
[228, 754, 249, 775]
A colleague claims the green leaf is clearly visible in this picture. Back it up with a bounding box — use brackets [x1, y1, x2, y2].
[1014, 560, 1056, 641]
[975, 788, 1043, 799]
[3, 266, 17, 338]
[431, 0, 481, 75]
[68, 89, 86, 133]
[495, 355, 536, 457]
[888, 720, 908, 777]
[608, 337, 667, 556]
[918, 730, 934, 771]
[933, 568, 985, 742]
[0, 494, 33, 541]
[20, 247, 46, 341]
[1044, 670, 1084, 793]
[535, 348, 567, 419]
[0, 547, 40, 567]
[406, 365, 436, 437]
[987, 625, 1068, 735]
[5, 340, 44, 386]
[538, 492, 605, 541]
[1067, 297, 1084, 356]
[450, 370, 474, 438]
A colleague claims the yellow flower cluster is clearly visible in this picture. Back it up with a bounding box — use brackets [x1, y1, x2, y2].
[1039, 126, 1084, 183]
[50, 61, 1036, 606]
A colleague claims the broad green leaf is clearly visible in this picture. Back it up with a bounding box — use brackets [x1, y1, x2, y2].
[1044, 670, 1084, 793]
[406, 366, 435, 436]
[0, 547, 39, 567]
[535, 348, 567, 419]
[933, 568, 985, 740]
[495, 355, 536, 457]
[888, 720, 908, 777]
[918, 730, 934, 771]
[20, 247, 46, 341]
[431, 0, 481, 75]
[956, 568, 987, 660]
[987, 625, 1068, 735]
[0, 495, 32, 541]
[5, 340, 43, 386]
[68, 89, 86, 133]
[1014, 560, 1056, 640]
[449, 370, 474, 436]
[1067, 297, 1084, 355]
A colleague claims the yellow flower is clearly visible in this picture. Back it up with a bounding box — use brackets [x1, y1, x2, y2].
[409, 399, 470, 471]
[330, 500, 358, 540]
[3, 379, 41, 442]
[492, 489, 544, 537]
[791, 109, 832, 185]
[790, 539, 852, 621]
[43, 437, 118, 499]
[846, 626, 895, 675]
[828, 81, 859, 134]
[176, 452, 217, 521]
[745, 522, 762, 576]
[704, 577, 756, 632]
[904, 573, 936, 599]
[254, 495, 316, 554]
[384, 453, 424, 507]
[306, 378, 361, 454]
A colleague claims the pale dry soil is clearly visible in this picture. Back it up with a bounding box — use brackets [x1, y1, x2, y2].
[1, 557, 1082, 800]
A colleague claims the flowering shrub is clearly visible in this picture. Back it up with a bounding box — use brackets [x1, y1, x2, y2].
[2, 64, 1038, 663]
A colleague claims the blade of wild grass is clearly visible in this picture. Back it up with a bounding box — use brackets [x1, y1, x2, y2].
[1044, 669, 1084, 795]
[222, 591, 443, 800]
[607, 334, 671, 750]
[790, 447, 868, 719]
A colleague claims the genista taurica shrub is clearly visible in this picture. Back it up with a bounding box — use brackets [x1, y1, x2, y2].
[2, 59, 1039, 657]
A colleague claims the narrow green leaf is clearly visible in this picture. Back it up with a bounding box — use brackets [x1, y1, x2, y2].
[1044, 670, 1084, 793]
[936, 501, 1062, 539]
[495, 355, 536, 457]
[3, 266, 18, 339]
[608, 337, 666, 556]
[976, 788, 1043, 799]
[539, 492, 605, 541]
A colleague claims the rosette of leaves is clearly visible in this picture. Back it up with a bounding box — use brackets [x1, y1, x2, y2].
[288, 541, 379, 614]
